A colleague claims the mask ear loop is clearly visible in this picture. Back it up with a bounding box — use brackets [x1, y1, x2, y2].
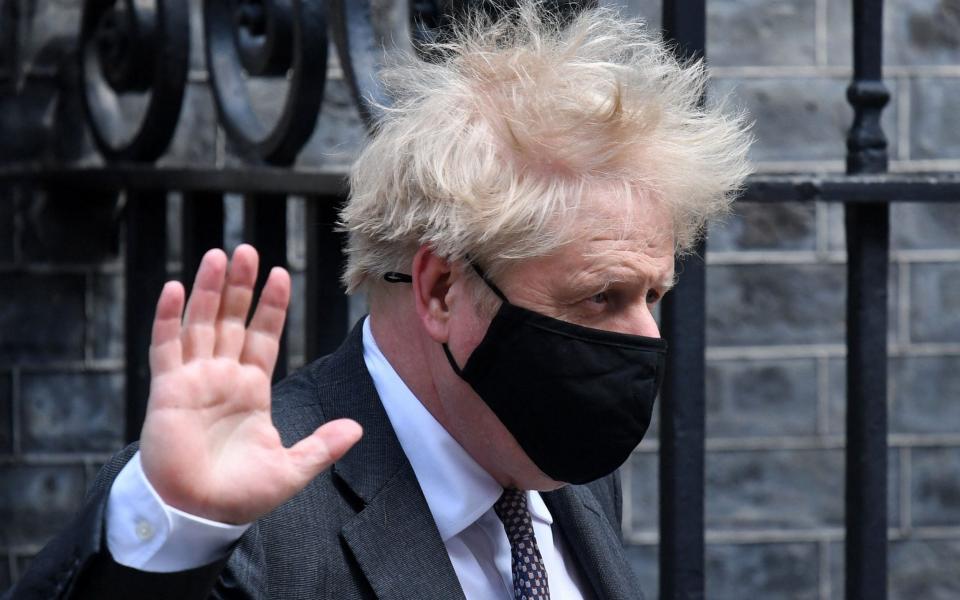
[382, 261, 509, 303]
[441, 344, 465, 376]
[468, 262, 509, 304]
[382, 260, 506, 378]
[383, 272, 412, 283]
[442, 261, 511, 376]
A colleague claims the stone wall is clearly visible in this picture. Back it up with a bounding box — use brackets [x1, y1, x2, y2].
[0, 0, 958, 597]
[618, 0, 960, 598]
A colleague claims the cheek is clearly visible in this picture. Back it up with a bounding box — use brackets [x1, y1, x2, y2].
[446, 299, 493, 362]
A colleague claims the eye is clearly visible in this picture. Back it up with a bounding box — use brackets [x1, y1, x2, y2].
[646, 289, 661, 304]
[588, 291, 609, 305]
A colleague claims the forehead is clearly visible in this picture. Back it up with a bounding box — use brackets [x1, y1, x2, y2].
[507, 191, 676, 289]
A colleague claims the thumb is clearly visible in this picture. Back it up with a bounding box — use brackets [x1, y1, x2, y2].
[285, 419, 363, 485]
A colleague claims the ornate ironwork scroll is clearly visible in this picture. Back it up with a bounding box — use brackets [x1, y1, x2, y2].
[79, 0, 189, 161]
[204, 0, 328, 165]
[330, 0, 433, 127]
[331, 0, 592, 129]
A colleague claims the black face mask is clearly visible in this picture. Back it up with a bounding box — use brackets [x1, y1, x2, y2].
[385, 264, 666, 485]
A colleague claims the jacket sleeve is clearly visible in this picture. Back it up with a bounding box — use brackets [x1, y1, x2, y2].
[1, 444, 240, 600]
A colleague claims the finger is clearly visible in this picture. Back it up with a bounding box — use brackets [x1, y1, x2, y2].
[149, 281, 185, 375]
[182, 249, 228, 361]
[213, 244, 259, 360]
[240, 267, 291, 375]
[286, 419, 363, 486]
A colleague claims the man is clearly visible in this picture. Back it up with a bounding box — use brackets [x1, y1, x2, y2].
[6, 3, 751, 598]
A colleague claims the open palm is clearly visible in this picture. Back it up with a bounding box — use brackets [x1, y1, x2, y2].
[139, 245, 362, 524]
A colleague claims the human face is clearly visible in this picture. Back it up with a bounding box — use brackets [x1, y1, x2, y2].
[490, 199, 675, 338]
[437, 195, 675, 489]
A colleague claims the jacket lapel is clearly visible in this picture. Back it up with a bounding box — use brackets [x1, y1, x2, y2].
[339, 465, 467, 600]
[543, 486, 646, 600]
[319, 323, 466, 600]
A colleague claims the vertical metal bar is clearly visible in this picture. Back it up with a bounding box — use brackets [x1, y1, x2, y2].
[844, 203, 889, 600]
[659, 3, 707, 598]
[662, 0, 706, 61]
[659, 240, 707, 600]
[305, 195, 349, 361]
[181, 192, 224, 290]
[845, 0, 890, 598]
[124, 190, 168, 443]
[244, 193, 288, 381]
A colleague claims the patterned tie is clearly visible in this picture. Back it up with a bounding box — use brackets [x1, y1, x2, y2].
[494, 489, 551, 600]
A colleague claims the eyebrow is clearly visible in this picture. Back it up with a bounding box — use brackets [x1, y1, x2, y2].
[660, 272, 678, 292]
[568, 267, 677, 297]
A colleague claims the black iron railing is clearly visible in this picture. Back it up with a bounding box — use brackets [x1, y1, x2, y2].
[658, 2, 707, 596]
[2, 0, 959, 598]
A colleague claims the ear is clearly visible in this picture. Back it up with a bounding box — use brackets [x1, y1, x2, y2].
[411, 246, 456, 343]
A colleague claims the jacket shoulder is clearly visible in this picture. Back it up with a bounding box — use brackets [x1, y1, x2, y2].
[583, 470, 624, 536]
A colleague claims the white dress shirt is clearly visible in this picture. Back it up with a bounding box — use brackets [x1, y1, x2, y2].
[106, 317, 591, 599]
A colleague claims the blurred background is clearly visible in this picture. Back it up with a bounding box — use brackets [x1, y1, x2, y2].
[0, 0, 958, 597]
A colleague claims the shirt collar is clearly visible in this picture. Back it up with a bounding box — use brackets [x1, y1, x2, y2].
[527, 488, 554, 526]
[362, 317, 503, 541]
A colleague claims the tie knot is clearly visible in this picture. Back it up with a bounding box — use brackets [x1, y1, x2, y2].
[494, 489, 535, 544]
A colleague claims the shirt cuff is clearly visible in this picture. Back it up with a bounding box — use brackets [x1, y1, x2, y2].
[105, 451, 251, 573]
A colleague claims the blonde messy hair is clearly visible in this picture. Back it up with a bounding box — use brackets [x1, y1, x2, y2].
[340, 1, 752, 294]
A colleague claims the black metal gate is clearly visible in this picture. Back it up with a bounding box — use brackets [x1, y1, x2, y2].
[2, 0, 959, 598]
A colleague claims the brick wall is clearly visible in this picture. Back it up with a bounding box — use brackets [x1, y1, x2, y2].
[616, 0, 960, 598]
[1, 0, 958, 596]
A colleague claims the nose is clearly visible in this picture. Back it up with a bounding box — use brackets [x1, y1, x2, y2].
[625, 302, 661, 339]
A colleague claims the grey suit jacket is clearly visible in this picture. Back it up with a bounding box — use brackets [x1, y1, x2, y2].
[5, 322, 645, 599]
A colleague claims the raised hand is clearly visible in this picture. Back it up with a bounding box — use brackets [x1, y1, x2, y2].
[139, 245, 362, 524]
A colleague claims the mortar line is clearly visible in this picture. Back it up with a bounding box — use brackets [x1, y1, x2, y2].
[906, 526, 960, 539]
[0, 452, 116, 465]
[8, 361, 124, 373]
[710, 64, 960, 78]
[165, 245, 183, 270]
[752, 160, 846, 173]
[752, 156, 960, 172]
[11, 367, 20, 457]
[815, 201, 831, 257]
[815, 0, 828, 66]
[893, 343, 960, 356]
[215, 125, 225, 169]
[900, 446, 912, 535]
[84, 457, 107, 492]
[898, 260, 911, 347]
[84, 270, 94, 364]
[629, 433, 960, 453]
[7, 554, 17, 585]
[187, 70, 209, 84]
[897, 76, 911, 161]
[889, 433, 960, 447]
[670, 528, 846, 544]
[890, 158, 960, 171]
[705, 342, 960, 361]
[0, 262, 124, 275]
[892, 249, 960, 262]
[707, 344, 847, 361]
[819, 539, 831, 600]
[887, 350, 897, 437]
[707, 250, 847, 265]
[817, 354, 831, 436]
[12, 186, 22, 267]
[628, 524, 960, 546]
[3, 543, 51, 556]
